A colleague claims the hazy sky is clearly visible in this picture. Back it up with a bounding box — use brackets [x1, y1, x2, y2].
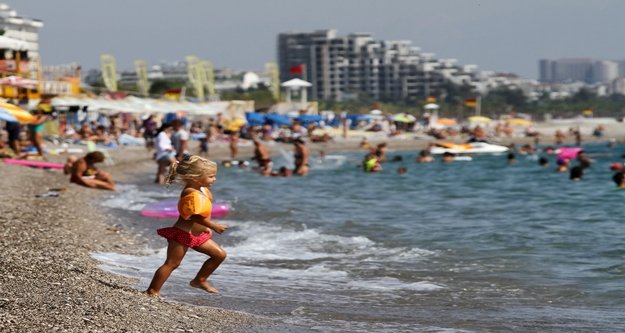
[12, 0, 625, 79]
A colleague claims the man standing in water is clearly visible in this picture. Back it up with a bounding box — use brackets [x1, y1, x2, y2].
[293, 138, 310, 176]
[252, 137, 272, 176]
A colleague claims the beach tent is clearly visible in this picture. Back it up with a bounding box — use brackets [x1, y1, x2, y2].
[245, 112, 266, 126]
[266, 113, 292, 126]
[346, 114, 369, 129]
[297, 114, 322, 127]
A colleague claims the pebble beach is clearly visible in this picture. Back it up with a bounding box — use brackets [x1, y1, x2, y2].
[0, 146, 280, 333]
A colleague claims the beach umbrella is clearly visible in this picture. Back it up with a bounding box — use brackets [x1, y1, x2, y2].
[393, 113, 416, 123]
[0, 108, 18, 122]
[467, 116, 492, 123]
[424, 103, 440, 110]
[436, 118, 457, 126]
[0, 102, 35, 124]
[506, 118, 532, 126]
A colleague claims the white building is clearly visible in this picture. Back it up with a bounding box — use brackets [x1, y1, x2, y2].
[593, 60, 619, 83]
[278, 30, 482, 102]
[0, 3, 43, 60]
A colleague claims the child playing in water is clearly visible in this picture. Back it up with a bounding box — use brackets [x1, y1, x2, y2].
[146, 155, 229, 296]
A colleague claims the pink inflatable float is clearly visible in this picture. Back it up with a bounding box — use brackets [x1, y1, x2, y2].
[556, 147, 583, 161]
[141, 199, 231, 219]
[3, 158, 65, 169]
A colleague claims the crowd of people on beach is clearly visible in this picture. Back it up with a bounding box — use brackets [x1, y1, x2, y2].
[3, 98, 625, 302]
[1, 96, 621, 190]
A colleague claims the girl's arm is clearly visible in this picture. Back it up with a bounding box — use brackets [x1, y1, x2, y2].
[188, 215, 228, 234]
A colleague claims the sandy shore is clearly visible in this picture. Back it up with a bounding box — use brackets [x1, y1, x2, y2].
[1, 120, 623, 332]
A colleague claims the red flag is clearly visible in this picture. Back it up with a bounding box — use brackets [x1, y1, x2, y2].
[464, 98, 477, 108]
[289, 64, 305, 75]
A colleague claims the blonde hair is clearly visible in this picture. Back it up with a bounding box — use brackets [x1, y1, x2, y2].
[165, 155, 217, 185]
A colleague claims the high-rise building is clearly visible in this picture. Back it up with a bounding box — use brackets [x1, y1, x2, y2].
[0, 3, 43, 61]
[539, 58, 622, 84]
[278, 30, 477, 102]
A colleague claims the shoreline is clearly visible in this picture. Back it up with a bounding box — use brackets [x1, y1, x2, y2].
[2, 123, 624, 332]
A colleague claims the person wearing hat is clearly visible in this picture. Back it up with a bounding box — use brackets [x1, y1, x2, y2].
[293, 138, 309, 176]
[610, 162, 623, 172]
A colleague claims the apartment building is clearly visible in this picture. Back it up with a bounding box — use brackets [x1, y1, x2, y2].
[0, 3, 43, 60]
[278, 30, 478, 102]
[539, 58, 622, 84]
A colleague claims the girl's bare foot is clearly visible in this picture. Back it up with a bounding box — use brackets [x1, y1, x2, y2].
[145, 289, 160, 297]
[190, 279, 218, 293]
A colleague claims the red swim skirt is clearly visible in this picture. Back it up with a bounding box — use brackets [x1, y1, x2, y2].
[157, 227, 211, 248]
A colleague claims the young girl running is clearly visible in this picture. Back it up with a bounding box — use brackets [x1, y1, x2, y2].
[146, 155, 229, 296]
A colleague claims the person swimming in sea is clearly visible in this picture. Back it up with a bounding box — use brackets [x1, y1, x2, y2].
[362, 149, 382, 172]
[612, 170, 625, 189]
[442, 152, 455, 163]
[416, 150, 434, 163]
[569, 165, 583, 181]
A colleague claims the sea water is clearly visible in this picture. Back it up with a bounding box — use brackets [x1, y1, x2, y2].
[95, 144, 625, 332]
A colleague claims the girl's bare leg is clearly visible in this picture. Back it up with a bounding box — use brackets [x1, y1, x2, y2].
[189, 239, 227, 293]
[146, 240, 188, 296]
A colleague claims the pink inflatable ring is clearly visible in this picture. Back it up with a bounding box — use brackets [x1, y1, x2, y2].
[141, 199, 231, 219]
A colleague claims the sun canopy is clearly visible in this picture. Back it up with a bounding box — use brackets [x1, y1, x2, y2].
[0, 102, 35, 124]
[506, 118, 532, 126]
[51, 96, 253, 116]
[265, 113, 292, 126]
[245, 112, 266, 126]
[424, 103, 440, 110]
[467, 116, 492, 123]
[393, 113, 417, 123]
[0, 108, 18, 122]
[297, 114, 322, 126]
[435, 118, 457, 126]
[281, 78, 312, 88]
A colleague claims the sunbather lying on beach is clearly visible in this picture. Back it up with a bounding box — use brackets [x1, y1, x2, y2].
[64, 151, 116, 191]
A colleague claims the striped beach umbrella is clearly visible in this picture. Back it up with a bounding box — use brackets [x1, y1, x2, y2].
[0, 102, 35, 124]
[0, 108, 18, 122]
